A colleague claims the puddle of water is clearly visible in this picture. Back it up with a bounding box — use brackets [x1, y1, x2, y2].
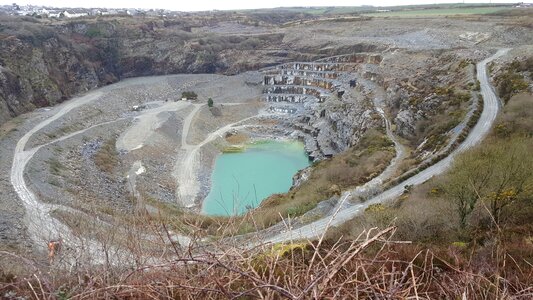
[202, 140, 310, 216]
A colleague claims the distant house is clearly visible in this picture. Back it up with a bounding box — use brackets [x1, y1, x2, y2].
[39, 8, 49, 16]
[64, 10, 88, 18]
[47, 9, 64, 18]
[515, 3, 532, 8]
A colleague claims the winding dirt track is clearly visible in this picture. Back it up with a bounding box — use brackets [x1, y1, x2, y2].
[174, 104, 204, 207]
[261, 48, 510, 245]
[10, 90, 113, 259]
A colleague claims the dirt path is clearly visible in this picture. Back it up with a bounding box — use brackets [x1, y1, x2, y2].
[330, 94, 406, 211]
[181, 104, 204, 148]
[174, 103, 261, 208]
[351, 107, 406, 198]
[8, 74, 254, 260]
[117, 101, 191, 152]
[8, 91, 127, 263]
[9, 76, 183, 262]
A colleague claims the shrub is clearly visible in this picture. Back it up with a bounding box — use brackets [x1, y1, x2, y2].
[497, 71, 529, 103]
[181, 91, 198, 100]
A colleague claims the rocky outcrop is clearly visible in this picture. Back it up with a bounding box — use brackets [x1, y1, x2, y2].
[381, 50, 483, 148]
[0, 22, 119, 125]
[298, 101, 379, 160]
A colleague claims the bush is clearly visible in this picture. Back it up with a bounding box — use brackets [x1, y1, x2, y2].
[497, 71, 529, 103]
[181, 91, 198, 100]
[47, 157, 63, 175]
[495, 93, 533, 138]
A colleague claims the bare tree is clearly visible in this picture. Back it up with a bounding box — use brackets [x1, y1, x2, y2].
[444, 137, 533, 229]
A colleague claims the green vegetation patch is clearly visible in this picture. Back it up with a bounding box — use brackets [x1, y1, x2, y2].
[412, 87, 471, 154]
[47, 157, 63, 176]
[86, 27, 103, 38]
[221, 145, 245, 153]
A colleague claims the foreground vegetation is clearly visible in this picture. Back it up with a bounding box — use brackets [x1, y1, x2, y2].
[6, 225, 531, 299]
[495, 57, 532, 103]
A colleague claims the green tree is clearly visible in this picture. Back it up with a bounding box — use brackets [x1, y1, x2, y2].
[208, 98, 214, 108]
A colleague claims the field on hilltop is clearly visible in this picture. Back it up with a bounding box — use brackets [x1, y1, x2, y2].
[364, 6, 513, 17]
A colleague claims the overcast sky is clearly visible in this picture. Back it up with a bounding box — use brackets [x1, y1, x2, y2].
[1, 0, 525, 11]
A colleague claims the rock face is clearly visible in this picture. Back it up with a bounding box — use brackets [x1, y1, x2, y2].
[296, 101, 377, 160]
[0, 14, 388, 127]
[379, 49, 486, 150]
[0, 22, 119, 125]
[0, 11, 390, 128]
[0, 17, 272, 126]
[394, 109, 417, 137]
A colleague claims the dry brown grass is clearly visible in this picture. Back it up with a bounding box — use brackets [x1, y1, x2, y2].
[93, 138, 118, 173]
[224, 132, 249, 144]
[2, 224, 532, 299]
[494, 92, 533, 138]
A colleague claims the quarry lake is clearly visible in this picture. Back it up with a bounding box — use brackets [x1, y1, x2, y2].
[202, 140, 310, 216]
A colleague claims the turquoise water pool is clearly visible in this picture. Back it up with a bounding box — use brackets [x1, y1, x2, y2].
[201, 140, 310, 216]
